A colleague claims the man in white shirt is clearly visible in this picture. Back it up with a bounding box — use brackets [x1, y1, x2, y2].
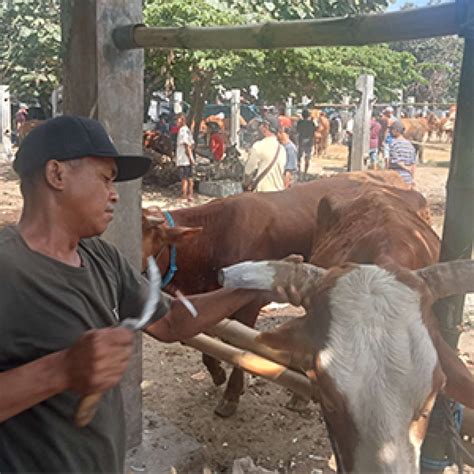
[175, 113, 195, 201]
[243, 116, 286, 192]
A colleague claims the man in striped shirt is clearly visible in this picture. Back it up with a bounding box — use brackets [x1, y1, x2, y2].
[387, 120, 416, 187]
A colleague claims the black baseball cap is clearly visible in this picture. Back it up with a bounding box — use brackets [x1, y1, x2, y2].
[260, 115, 280, 134]
[13, 115, 151, 182]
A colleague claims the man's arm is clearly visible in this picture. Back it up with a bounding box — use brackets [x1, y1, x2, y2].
[185, 143, 194, 165]
[243, 145, 260, 187]
[145, 288, 264, 343]
[0, 327, 134, 423]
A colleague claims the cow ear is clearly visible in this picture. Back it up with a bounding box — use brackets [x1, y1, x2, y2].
[164, 226, 203, 247]
[433, 333, 474, 409]
[315, 197, 339, 235]
[256, 316, 315, 354]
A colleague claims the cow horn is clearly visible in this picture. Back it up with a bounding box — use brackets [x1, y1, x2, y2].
[146, 215, 165, 225]
[415, 260, 474, 300]
[218, 260, 326, 306]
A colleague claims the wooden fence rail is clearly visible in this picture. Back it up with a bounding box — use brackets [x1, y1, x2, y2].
[113, 2, 461, 51]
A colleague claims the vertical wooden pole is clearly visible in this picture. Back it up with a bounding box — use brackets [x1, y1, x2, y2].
[61, 0, 144, 448]
[230, 89, 241, 147]
[421, 2, 474, 466]
[351, 74, 374, 171]
[0, 85, 13, 159]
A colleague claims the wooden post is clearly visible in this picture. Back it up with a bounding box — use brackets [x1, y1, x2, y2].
[172, 91, 183, 115]
[421, 3, 474, 466]
[407, 96, 415, 118]
[61, 0, 144, 448]
[350, 74, 374, 171]
[0, 85, 13, 160]
[285, 97, 293, 117]
[230, 89, 240, 147]
[51, 86, 63, 117]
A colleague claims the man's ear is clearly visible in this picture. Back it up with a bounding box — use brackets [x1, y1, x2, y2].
[44, 160, 67, 190]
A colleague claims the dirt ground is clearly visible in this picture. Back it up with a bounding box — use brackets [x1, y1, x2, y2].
[0, 143, 472, 473]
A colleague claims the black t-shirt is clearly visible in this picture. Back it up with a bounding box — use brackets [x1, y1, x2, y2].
[296, 119, 316, 145]
[0, 226, 170, 473]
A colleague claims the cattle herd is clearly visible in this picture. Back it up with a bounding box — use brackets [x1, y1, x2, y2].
[142, 170, 474, 472]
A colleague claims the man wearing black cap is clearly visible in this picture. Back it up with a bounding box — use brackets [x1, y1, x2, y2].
[243, 115, 286, 192]
[0, 116, 270, 472]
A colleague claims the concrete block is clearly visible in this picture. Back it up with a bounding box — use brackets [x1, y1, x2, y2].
[199, 180, 243, 198]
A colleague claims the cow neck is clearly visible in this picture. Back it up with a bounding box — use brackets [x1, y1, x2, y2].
[161, 211, 177, 289]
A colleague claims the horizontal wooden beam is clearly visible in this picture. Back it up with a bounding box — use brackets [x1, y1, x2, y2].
[113, 3, 459, 51]
[184, 333, 313, 401]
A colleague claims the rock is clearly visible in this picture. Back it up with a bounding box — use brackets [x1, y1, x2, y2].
[199, 180, 243, 198]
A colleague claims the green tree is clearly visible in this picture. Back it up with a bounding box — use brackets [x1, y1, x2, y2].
[225, 0, 391, 20]
[390, 0, 463, 103]
[0, 0, 61, 114]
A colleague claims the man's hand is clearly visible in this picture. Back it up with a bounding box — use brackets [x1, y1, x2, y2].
[63, 328, 134, 395]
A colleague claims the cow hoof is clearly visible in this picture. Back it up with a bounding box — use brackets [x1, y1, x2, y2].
[285, 393, 311, 413]
[210, 368, 227, 387]
[214, 399, 238, 418]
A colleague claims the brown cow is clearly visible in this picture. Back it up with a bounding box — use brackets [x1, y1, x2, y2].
[18, 119, 43, 145]
[142, 171, 431, 417]
[401, 118, 428, 164]
[143, 130, 174, 158]
[220, 256, 474, 472]
[314, 112, 330, 157]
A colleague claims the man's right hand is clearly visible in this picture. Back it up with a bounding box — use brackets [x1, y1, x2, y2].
[63, 328, 134, 395]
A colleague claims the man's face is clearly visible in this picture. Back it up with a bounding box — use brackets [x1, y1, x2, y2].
[61, 157, 119, 238]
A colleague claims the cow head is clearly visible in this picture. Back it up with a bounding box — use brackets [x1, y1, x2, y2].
[141, 207, 203, 273]
[219, 259, 474, 473]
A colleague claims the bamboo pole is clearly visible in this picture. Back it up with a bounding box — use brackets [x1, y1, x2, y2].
[184, 334, 313, 401]
[113, 3, 459, 51]
[207, 319, 308, 373]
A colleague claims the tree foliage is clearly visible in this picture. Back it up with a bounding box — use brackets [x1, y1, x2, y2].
[0, 0, 61, 113]
[224, 0, 391, 20]
[144, 0, 420, 107]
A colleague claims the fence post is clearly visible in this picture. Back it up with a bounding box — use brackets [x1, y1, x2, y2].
[0, 85, 13, 160]
[420, 23, 474, 472]
[407, 96, 415, 117]
[172, 91, 183, 115]
[285, 97, 293, 117]
[51, 86, 63, 117]
[350, 74, 374, 171]
[230, 89, 240, 147]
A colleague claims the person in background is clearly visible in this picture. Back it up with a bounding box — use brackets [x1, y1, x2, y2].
[345, 115, 354, 170]
[386, 120, 416, 188]
[243, 116, 286, 192]
[175, 112, 195, 201]
[277, 127, 298, 189]
[380, 106, 397, 161]
[368, 115, 382, 170]
[155, 113, 170, 136]
[296, 109, 316, 175]
[207, 121, 225, 161]
[278, 106, 293, 130]
[14, 104, 29, 145]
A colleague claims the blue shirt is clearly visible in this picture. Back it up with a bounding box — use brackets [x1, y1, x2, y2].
[283, 141, 298, 172]
[388, 137, 416, 184]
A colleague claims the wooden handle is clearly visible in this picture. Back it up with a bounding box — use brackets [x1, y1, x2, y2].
[74, 392, 103, 427]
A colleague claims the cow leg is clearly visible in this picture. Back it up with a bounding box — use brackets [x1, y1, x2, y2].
[202, 354, 227, 386]
[214, 298, 266, 418]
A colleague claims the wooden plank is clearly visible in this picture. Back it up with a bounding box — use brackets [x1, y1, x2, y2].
[114, 3, 459, 51]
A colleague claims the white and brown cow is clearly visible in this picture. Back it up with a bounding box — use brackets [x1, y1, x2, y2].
[220, 259, 474, 473]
